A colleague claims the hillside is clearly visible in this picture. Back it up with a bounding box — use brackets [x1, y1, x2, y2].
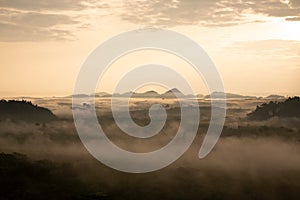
[161, 88, 185, 98]
[132, 90, 161, 98]
[248, 96, 300, 120]
[0, 100, 57, 123]
[0, 152, 94, 200]
[265, 94, 285, 99]
[205, 92, 256, 99]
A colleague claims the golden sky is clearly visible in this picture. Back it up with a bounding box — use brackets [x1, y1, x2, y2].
[0, 0, 299, 97]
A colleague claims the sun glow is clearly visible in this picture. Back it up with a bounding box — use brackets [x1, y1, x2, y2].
[276, 20, 300, 41]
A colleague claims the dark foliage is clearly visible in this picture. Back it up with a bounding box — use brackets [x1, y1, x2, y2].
[248, 97, 300, 120]
[0, 152, 110, 200]
[0, 100, 57, 123]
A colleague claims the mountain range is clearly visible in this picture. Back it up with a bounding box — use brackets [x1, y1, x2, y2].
[204, 92, 257, 99]
[69, 89, 286, 100]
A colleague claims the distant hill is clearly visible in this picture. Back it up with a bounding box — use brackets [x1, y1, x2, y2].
[205, 92, 256, 99]
[265, 94, 285, 99]
[120, 91, 134, 97]
[248, 96, 300, 120]
[69, 88, 200, 99]
[68, 92, 112, 98]
[94, 92, 111, 97]
[67, 94, 89, 98]
[0, 100, 57, 123]
[161, 88, 185, 98]
[132, 90, 161, 98]
[196, 94, 204, 98]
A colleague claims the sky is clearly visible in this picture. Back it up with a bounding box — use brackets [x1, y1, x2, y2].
[0, 0, 299, 97]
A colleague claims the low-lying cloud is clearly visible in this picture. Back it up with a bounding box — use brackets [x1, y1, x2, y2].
[1, 97, 300, 199]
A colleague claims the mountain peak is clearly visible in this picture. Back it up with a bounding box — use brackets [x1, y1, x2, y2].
[144, 90, 159, 94]
[164, 88, 183, 94]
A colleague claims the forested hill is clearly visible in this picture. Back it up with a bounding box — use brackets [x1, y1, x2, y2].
[248, 97, 300, 120]
[0, 100, 56, 123]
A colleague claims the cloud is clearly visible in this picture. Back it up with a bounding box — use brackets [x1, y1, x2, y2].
[3, 12, 78, 27]
[121, 0, 300, 27]
[121, 0, 243, 27]
[0, 22, 73, 41]
[0, 0, 84, 11]
[0, 10, 79, 41]
[1, 0, 299, 41]
[286, 16, 300, 21]
[289, 0, 300, 8]
[0, 0, 109, 42]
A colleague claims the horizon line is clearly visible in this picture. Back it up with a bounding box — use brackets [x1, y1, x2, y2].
[1, 90, 300, 99]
